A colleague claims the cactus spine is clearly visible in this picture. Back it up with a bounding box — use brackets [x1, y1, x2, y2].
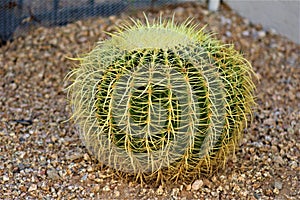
[66, 17, 255, 183]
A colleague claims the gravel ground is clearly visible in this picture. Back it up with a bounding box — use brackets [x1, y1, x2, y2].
[0, 2, 299, 199]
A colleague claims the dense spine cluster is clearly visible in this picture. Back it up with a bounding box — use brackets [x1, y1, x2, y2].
[66, 17, 255, 182]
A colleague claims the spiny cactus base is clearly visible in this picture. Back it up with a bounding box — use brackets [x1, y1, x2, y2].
[66, 17, 255, 183]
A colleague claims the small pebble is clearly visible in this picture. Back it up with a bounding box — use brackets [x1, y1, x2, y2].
[28, 184, 37, 192]
[156, 185, 164, 195]
[3, 175, 9, 182]
[171, 188, 180, 198]
[186, 184, 192, 191]
[242, 30, 250, 36]
[47, 169, 61, 180]
[174, 7, 185, 16]
[192, 180, 203, 191]
[257, 30, 266, 38]
[274, 181, 283, 190]
[225, 31, 232, 37]
[114, 190, 120, 197]
[93, 185, 100, 193]
[273, 188, 280, 195]
[102, 185, 110, 192]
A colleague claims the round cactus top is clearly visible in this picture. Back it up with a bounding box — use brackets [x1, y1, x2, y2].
[105, 17, 205, 51]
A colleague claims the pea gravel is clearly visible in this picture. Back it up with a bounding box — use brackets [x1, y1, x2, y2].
[0, 2, 299, 199]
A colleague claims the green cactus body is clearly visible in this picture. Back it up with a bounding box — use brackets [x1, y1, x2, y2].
[66, 17, 255, 182]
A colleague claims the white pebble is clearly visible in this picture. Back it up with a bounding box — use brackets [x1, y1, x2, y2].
[192, 179, 203, 191]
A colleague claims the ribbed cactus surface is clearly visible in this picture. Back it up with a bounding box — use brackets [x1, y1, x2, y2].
[66, 17, 255, 182]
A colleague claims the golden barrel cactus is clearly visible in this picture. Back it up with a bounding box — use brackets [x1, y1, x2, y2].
[66, 17, 255, 183]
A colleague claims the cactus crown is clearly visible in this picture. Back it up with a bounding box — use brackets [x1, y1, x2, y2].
[66, 16, 255, 183]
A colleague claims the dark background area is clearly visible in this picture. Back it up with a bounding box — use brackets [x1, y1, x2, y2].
[0, 0, 184, 45]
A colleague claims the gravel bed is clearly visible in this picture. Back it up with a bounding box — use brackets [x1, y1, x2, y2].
[0, 2, 299, 199]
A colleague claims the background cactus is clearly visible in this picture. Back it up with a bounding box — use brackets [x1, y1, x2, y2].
[66, 16, 256, 183]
